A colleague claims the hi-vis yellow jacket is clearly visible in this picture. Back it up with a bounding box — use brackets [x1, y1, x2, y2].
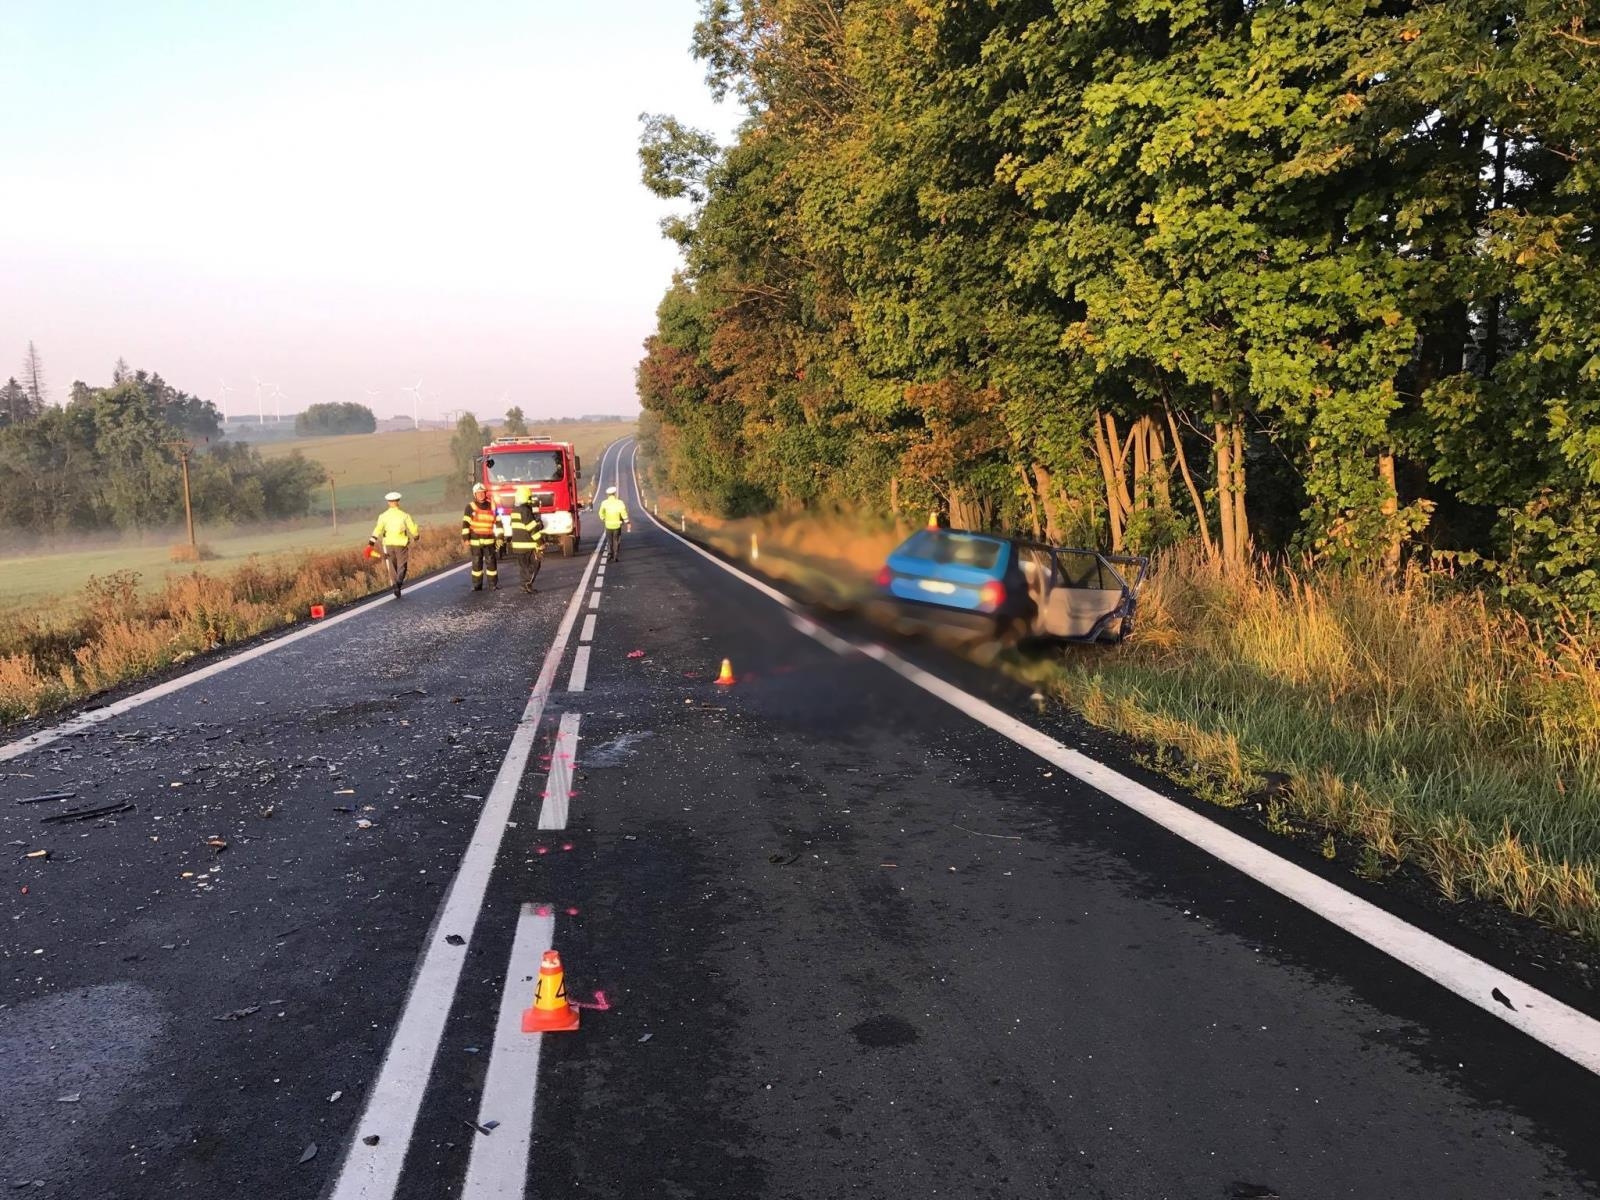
[598, 495, 629, 530]
[371, 508, 419, 547]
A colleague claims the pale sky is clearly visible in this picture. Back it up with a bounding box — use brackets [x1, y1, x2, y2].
[0, 1, 735, 422]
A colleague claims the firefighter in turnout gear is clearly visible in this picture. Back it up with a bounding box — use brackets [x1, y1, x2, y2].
[508, 486, 546, 593]
[461, 482, 500, 590]
[368, 491, 419, 599]
[598, 485, 630, 560]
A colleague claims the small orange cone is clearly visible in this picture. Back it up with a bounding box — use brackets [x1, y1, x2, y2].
[521, 949, 580, 1033]
[927, 510, 940, 530]
[715, 658, 735, 686]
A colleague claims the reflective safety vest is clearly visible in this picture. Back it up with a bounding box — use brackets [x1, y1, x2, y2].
[509, 505, 545, 552]
[598, 495, 629, 530]
[461, 501, 497, 545]
[371, 507, 418, 548]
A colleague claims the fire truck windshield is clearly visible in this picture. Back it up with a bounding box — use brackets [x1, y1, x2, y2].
[485, 451, 564, 484]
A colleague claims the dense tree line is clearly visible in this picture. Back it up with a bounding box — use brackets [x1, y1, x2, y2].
[296, 401, 378, 436]
[0, 367, 322, 536]
[637, 0, 1600, 611]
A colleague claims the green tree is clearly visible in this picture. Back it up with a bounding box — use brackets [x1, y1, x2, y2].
[502, 406, 529, 437]
[450, 414, 485, 486]
[296, 402, 377, 436]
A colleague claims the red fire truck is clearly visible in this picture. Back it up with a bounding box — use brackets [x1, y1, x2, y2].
[476, 436, 584, 556]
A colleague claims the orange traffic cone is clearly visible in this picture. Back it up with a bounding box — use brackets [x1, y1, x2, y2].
[715, 658, 735, 686]
[521, 949, 580, 1033]
[926, 510, 940, 530]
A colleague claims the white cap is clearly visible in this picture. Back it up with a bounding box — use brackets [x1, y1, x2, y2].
[472, 482, 487, 494]
[385, 491, 402, 502]
[606, 486, 618, 494]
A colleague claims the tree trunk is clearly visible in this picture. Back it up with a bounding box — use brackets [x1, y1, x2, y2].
[1092, 416, 1126, 551]
[1032, 462, 1063, 544]
[1147, 420, 1173, 508]
[1132, 416, 1150, 510]
[1165, 405, 1216, 559]
[889, 474, 900, 519]
[1017, 463, 1043, 540]
[1215, 420, 1238, 568]
[1231, 418, 1250, 558]
[1378, 451, 1400, 574]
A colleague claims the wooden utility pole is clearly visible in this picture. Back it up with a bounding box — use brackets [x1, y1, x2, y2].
[166, 440, 197, 549]
[327, 473, 339, 534]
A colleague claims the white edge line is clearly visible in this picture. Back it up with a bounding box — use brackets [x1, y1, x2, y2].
[460, 904, 555, 1200]
[325, 522, 604, 1200]
[0, 562, 470, 764]
[537, 712, 581, 830]
[628, 440, 1600, 1079]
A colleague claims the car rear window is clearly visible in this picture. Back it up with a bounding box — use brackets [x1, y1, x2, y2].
[897, 531, 1004, 570]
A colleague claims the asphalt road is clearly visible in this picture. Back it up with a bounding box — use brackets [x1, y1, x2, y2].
[3, 437, 1598, 1199]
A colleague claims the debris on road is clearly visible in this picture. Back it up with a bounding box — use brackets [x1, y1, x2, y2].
[14, 791, 75, 806]
[361, 1135, 380, 1147]
[462, 1118, 494, 1136]
[297, 1143, 318, 1165]
[23, 850, 50, 860]
[1492, 987, 1516, 1011]
[207, 837, 229, 852]
[445, 934, 466, 946]
[214, 1006, 261, 1021]
[55, 1093, 81, 1104]
[328, 1091, 342, 1103]
[41, 802, 134, 825]
[637, 1033, 653, 1043]
[355, 818, 373, 830]
[627, 649, 646, 658]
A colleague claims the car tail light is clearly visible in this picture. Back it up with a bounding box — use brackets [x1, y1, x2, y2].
[875, 566, 893, 588]
[979, 580, 1006, 612]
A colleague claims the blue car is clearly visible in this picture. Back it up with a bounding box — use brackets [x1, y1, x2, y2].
[876, 529, 1148, 644]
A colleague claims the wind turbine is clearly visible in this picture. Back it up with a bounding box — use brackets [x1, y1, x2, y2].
[402, 380, 423, 431]
[269, 383, 286, 424]
[252, 376, 266, 425]
[218, 379, 233, 423]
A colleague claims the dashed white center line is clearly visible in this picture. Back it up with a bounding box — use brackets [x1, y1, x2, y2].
[538, 712, 581, 829]
[588, 590, 601, 611]
[325, 537, 601, 1200]
[566, 645, 591, 693]
[580, 613, 597, 643]
[459, 903, 556, 1200]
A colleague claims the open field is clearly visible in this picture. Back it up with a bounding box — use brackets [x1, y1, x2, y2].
[0, 421, 635, 611]
[645, 486, 1600, 949]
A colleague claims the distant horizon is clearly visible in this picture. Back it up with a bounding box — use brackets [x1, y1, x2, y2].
[0, 1, 737, 421]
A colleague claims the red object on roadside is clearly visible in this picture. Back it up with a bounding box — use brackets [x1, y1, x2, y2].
[310, 604, 326, 619]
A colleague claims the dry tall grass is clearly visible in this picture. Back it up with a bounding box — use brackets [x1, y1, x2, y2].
[0, 539, 466, 725]
[1038, 548, 1600, 943]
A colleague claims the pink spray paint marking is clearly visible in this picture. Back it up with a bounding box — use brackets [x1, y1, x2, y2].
[565, 906, 580, 916]
[536, 845, 549, 855]
[561, 843, 574, 852]
[572, 991, 610, 1012]
[535, 905, 552, 917]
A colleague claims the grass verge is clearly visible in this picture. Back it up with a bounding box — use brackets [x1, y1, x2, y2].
[660, 499, 1600, 949]
[0, 537, 466, 727]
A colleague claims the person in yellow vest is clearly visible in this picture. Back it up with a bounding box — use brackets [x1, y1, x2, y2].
[461, 482, 500, 591]
[508, 486, 546, 593]
[368, 491, 419, 599]
[598, 485, 630, 560]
